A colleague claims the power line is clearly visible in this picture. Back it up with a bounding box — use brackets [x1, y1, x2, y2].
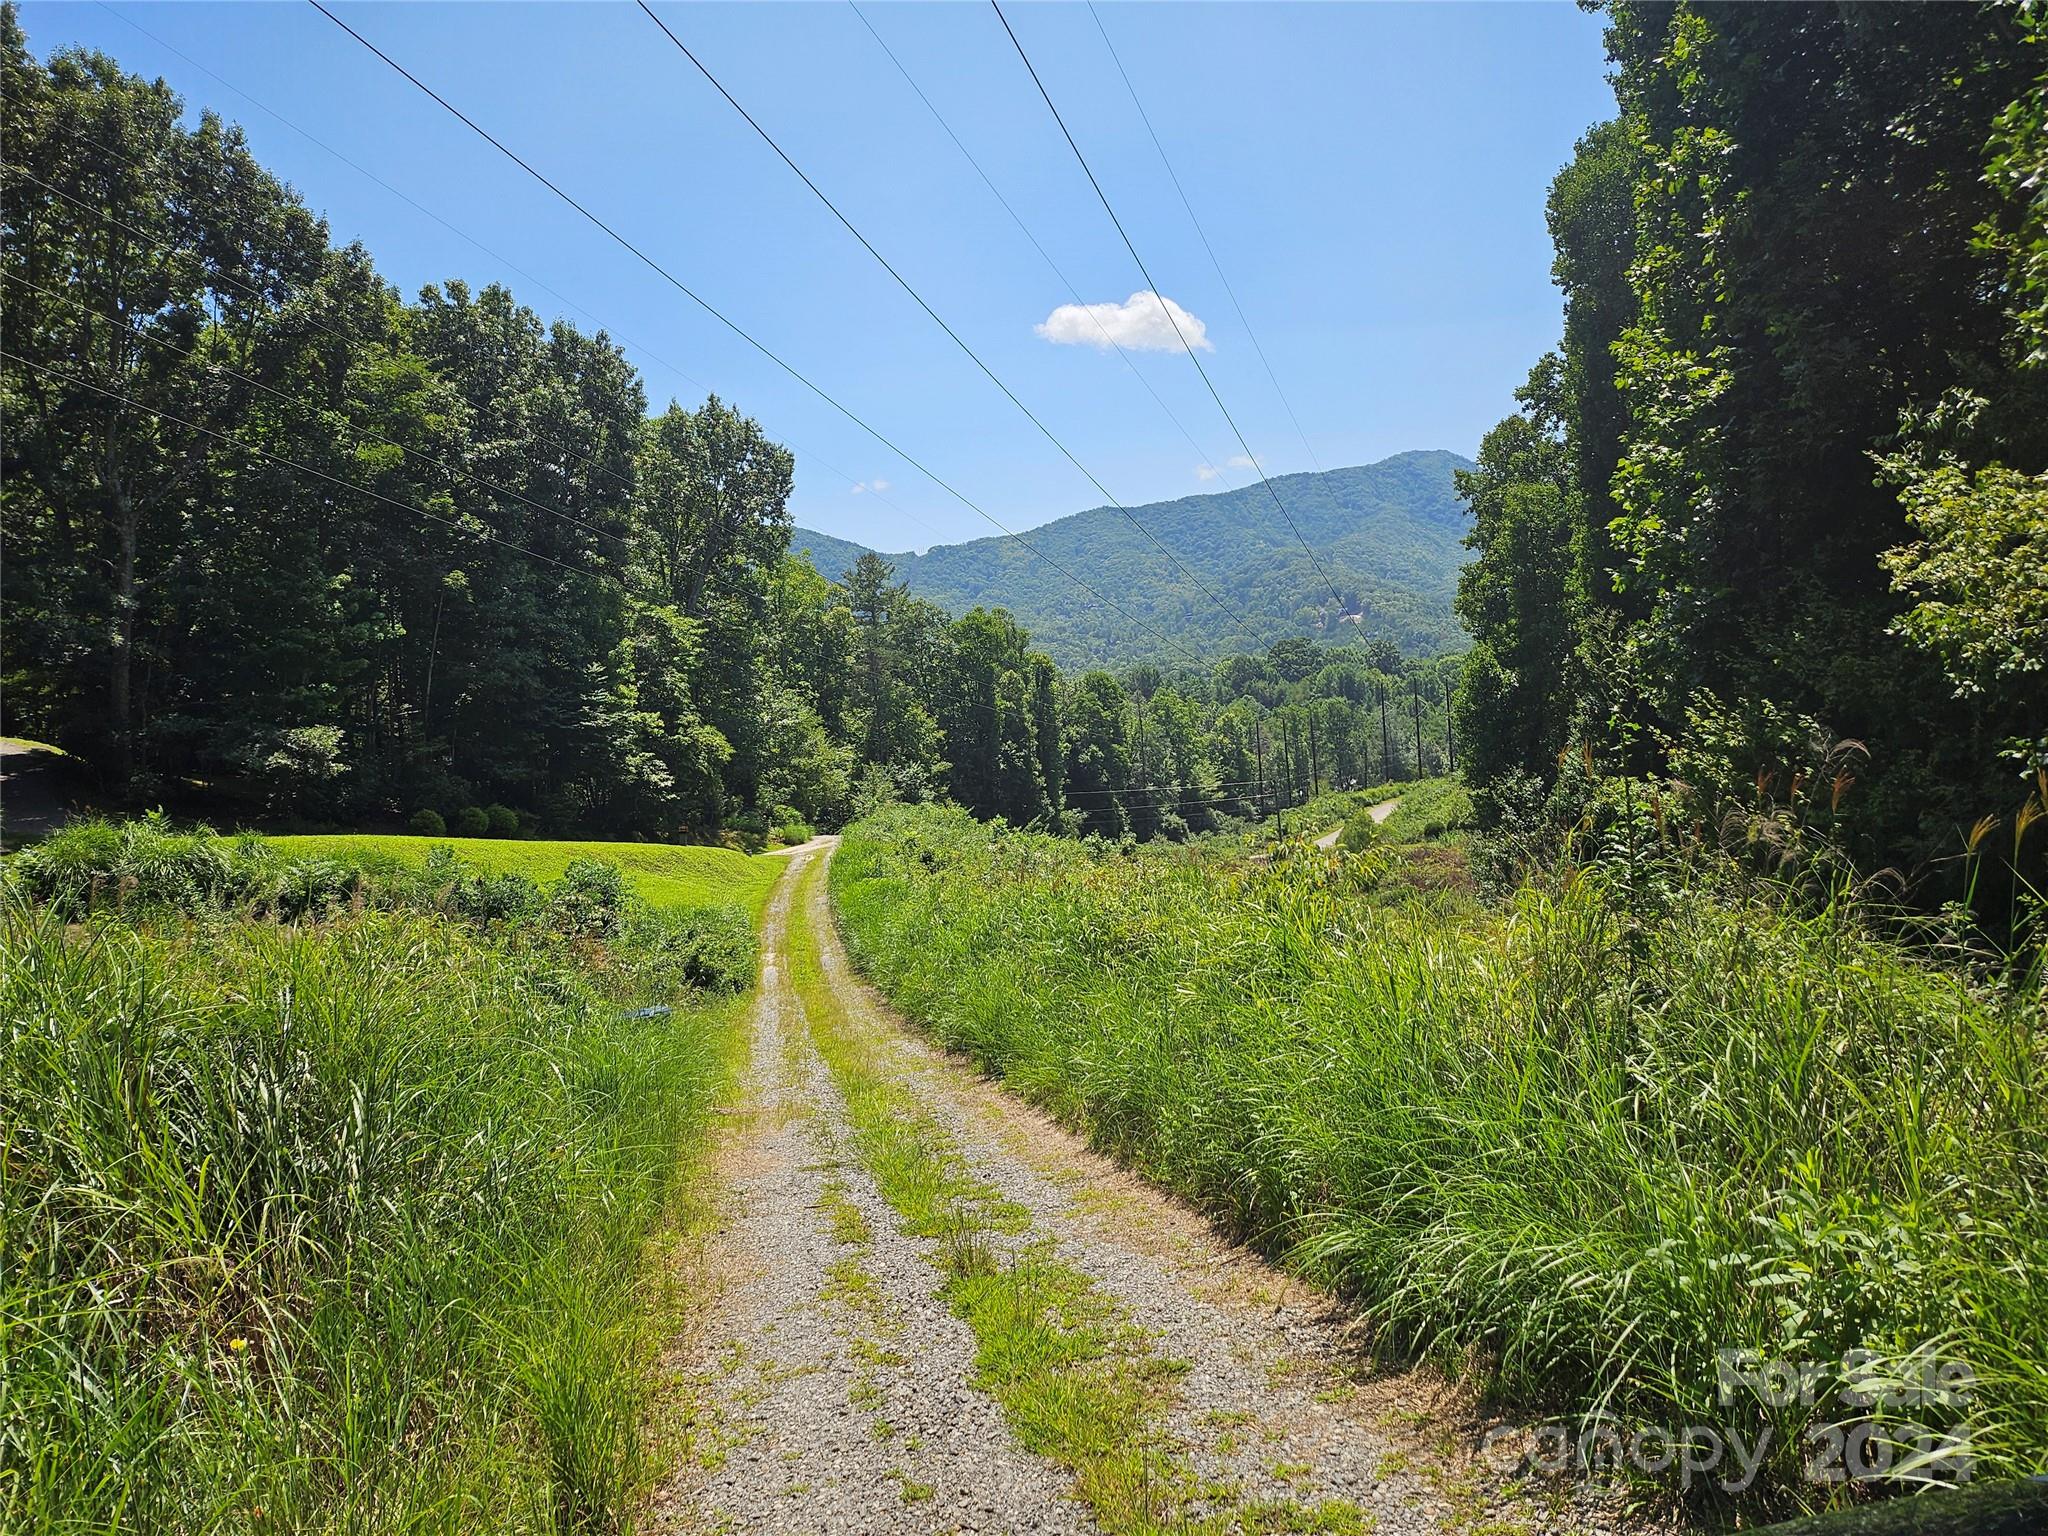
[989, 0, 1348, 613]
[633, 0, 1258, 646]
[310, 0, 1204, 670]
[2, 269, 635, 554]
[845, 0, 1243, 497]
[1058, 781, 1262, 802]
[2, 348, 614, 587]
[1086, 0, 1324, 475]
[86, 2, 957, 553]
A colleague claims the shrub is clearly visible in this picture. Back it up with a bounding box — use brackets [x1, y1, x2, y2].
[626, 903, 757, 994]
[452, 805, 489, 837]
[447, 871, 542, 925]
[484, 803, 519, 837]
[546, 858, 628, 939]
[727, 810, 769, 854]
[409, 808, 447, 837]
[4, 814, 375, 921]
[1337, 806, 1382, 852]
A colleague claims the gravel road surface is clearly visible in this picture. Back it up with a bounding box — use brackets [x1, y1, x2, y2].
[652, 842, 1637, 1535]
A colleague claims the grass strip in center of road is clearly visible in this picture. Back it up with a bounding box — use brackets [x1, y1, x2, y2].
[783, 857, 1365, 1536]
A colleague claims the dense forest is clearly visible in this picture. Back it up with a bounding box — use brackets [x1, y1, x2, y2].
[10, 0, 2046, 901]
[793, 451, 1474, 669]
[1453, 0, 2048, 901]
[0, 7, 1452, 844]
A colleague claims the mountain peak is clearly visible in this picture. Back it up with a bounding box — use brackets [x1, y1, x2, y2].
[793, 454, 1473, 668]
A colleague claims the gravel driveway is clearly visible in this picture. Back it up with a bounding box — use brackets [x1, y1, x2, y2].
[651, 843, 1641, 1535]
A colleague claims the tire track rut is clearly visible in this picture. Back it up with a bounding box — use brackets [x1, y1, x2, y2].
[651, 849, 1087, 1534]
[656, 843, 1624, 1535]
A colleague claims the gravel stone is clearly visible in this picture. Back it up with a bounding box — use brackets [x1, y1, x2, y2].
[655, 843, 1655, 1536]
[653, 849, 1089, 1535]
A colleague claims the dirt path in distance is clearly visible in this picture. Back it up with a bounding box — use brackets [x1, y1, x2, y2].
[1315, 794, 1401, 849]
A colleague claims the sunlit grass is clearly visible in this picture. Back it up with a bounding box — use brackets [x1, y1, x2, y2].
[272, 832, 786, 918]
[0, 876, 746, 1531]
[830, 804, 2048, 1510]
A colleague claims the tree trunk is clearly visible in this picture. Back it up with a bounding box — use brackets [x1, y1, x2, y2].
[107, 488, 137, 789]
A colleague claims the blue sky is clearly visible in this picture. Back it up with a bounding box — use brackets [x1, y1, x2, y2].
[20, 2, 1616, 550]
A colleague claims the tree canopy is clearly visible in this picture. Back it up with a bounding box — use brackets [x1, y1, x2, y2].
[0, 7, 1455, 845]
[1453, 0, 2048, 898]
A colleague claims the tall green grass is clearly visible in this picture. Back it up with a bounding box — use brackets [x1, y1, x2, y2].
[1, 832, 751, 1530]
[829, 805, 2048, 1510]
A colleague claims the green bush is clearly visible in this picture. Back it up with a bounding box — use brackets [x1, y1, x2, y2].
[1337, 806, 1382, 852]
[484, 803, 519, 837]
[546, 857, 628, 939]
[409, 807, 447, 837]
[447, 870, 543, 926]
[452, 805, 490, 837]
[626, 903, 757, 994]
[3, 815, 375, 921]
[726, 810, 769, 854]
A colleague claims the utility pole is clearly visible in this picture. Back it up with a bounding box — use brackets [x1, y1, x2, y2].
[1306, 711, 1321, 801]
[1441, 674, 1456, 773]
[1254, 716, 1269, 821]
[1134, 697, 1150, 836]
[1411, 678, 1425, 776]
[1378, 681, 1393, 780]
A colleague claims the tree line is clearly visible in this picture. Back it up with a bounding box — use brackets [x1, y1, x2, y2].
[0, 11, 1449, 843]
[1452, 1, 2047, 899]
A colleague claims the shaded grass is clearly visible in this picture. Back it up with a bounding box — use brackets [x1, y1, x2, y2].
[829, 805, 2048, 1514]
[0, 885, 746, 1533]
[273, 833, 785, 919]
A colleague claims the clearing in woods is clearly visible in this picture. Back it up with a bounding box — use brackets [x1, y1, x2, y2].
[650, 840, 1599, 1536]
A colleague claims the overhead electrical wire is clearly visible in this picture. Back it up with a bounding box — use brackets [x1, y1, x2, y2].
[845, 0, 1244, 498]
[2, 349, 615, 587]
[988, 0, 1348, 612]
[631, 0, 1259, 647]
[1085, 0, 1325, 475]
[85, 1, 955, 552]
[309, 0, 1206, 669]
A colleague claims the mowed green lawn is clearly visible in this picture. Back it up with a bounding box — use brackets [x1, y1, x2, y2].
[272, 834, 788, 920]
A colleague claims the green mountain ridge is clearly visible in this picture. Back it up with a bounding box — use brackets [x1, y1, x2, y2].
[790, 451, 1474, 668]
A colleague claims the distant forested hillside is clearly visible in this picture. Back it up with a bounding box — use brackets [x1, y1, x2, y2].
[791, 452, 1472, 668]
[0, 11, 1464, 843]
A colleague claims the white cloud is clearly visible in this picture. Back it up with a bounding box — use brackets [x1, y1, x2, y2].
[1036, 291, 1214, 353]
[849, 477, 892, 495]
[1195, 453, 1260, 482]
